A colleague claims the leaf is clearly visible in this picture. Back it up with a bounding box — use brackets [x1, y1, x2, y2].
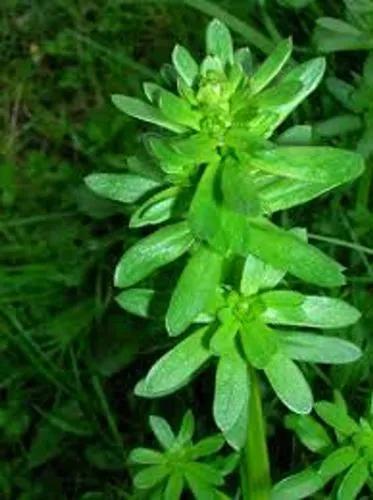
[221, 156, 262, 216]
[210, 314, 239, 354]
[240, 254, 285, 296]
[165, 473, 184, 500]
[250, 38, 292, 94]
[149, 415, 176, 449]
[315, 115, 362, 138]
[135, 327, 211, 398]
[191, 435, 225, 459]
[255, 81, 303, 108]
[316, 18, 362, 37]
[213, 348, 250, 449]
[260, 291, 361, 329]
[189, 162, 251, 255]
[177, 410, 195, 445]
[277, 125, 313, 146]
[85, 173, 160, 204]
[271, 468, 323, 500]
[172, 44, 199, 87]
[166, 245, 223, 336]
[264, 352, 313, 414]
[285, 414, 332, 453]
[336, 458, 369, 500]
[133, 465, 169, 489]
[84, 444, 124, 471]
[129, 187, 178, 228]
[314, 402, 359, 436]
[280, 331, 362, 364]
[158, 90, 201, 130]
[184, 462, 224, 486]
[240, 319, 279, 369]
[112, 95, 187, 133]
[129, 447, 164, 465]
[250, 146, 364, 186]
[224, 395, 249, 451]
[234, 47, 253, 75]
[184, 471, 219, 500]
[28, 422, 64, 468]
[116, 288, 156, 318]
[245, 219, 345, 287]
[318, 446, 357, 483]
[114, 222, 194, 287]
[206, 19, 234, 65]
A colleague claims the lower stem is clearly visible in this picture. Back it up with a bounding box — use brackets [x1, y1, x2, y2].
[240, 369, 271, 500]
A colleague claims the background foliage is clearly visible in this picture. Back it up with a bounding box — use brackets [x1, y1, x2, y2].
[1, 0, 372, 498]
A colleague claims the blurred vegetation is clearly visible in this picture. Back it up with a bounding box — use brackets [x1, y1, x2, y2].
[0, 0, 372, 498]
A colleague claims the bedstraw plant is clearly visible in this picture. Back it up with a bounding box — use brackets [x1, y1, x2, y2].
[87, 18, 367, 499]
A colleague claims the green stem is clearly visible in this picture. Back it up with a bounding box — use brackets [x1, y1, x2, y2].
[241, 369, 271, 500]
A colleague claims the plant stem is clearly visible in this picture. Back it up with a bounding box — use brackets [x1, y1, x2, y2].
[241, 369, 271, 500]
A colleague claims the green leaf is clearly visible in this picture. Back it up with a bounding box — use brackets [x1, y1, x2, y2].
[250, 146, 364, 186]
[213, 347, 250, 449]
[221, 156, 262, 216]
[172, 45, 199, 87]
[116, 288, 155, 318]
[255, 81, 302, 108]
[277, 125, 313, 146]
[250, 38, 292, 94]
[280, 331, 362, 364]
[264, 352, 313, 414]
[315, 115, 362, 138]
[85, 173, 160, 204]
[285, 414, 332, 453]
[206, 19, 234, 65]
[184, 462, 224, 486]
[271, 468, 323, 500]
[314, 402, 359, 436]
[210, 314, 239, 354]
[191, 435, 225, 459]
[158, 90, 201, 130]
[234, 47, 253, 75]
[224, 395, 249, 452]
[165, 473, 184, 500]
[135, 327, 211, 398]
[133, 465, 169, 489]
[336, 458, 369, 500]
[240, 319, 279, 369]
[149, 415, 176, 450]
[177, 410, 195, 445]
[129, 448, 164, 464]
[189, 162, 251, 255]
[260, 291, 361, 329]
[240, 254, 285, 296]
[245, 219, 345, 287]
[316, 18, 362, 37]
[166, 245, 223, 336]
[114, 222, 194, 287]
[130, 187, 178, 228]
[318, 446, 357, 483]
[112, 95, 187, 133]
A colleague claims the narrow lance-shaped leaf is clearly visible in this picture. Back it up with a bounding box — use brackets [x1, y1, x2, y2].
[172, 44, 199, 87]
[129, 187, 178, 228]
[133, 465, 169, 490]
[337, 458, 369, 500]
[240, 319, 279, 369]
[149, 416, 176, 450]
[314, 402, 359, 436]
[112, 95, 187, 133]
[318, 446, 357, 483]
[260, 291, 361, 329]
[250, 38, 292, 94]
[135, 327, 211, 398]
[213, 347, 250, 450]
[85, 173, 160, 204]
[166, 245, 223, 336]
[250, 146, 364, 186]
[264, 352, 313, 414]
[285, 414, 332, 453]
[129, 448, 164, 465]
[246, 219, 345, 287]
[271, 468, 324, 500]
[114, 222, 194, 288]
[165, 473, 184, 500]
[206, 19, 234, 65]
[280, 331, 361, 364]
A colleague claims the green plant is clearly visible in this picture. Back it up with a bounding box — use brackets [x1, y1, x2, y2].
[86, 17, 368, 498]
[272, 392, 373, 499]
